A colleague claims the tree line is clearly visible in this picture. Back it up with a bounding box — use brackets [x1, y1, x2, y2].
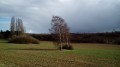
[29, 31, 120, 45]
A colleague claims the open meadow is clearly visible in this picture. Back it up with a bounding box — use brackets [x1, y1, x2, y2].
[0, 39, 120, 67]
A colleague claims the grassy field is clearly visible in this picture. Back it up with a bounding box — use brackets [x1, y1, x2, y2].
[0, 39, 120, 67]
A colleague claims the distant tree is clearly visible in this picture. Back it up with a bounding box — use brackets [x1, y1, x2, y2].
[0, 30, 3, 38]
[0, 30, 3, 33]
[4, 30, 10, 38]
[49, 16, 72, 50]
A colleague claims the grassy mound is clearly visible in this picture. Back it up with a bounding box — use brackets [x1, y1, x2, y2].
[8, 35, 40, 44]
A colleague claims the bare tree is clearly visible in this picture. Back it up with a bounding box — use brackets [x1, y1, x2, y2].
[16, 18, 24, 35]
[10, 16, 25, 36]
[62, 23, 71, 47]
[50, 16, 71, 50]
[10, 16, 15, 36]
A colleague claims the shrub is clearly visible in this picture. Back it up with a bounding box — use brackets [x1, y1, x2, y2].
[58, 45, 74, 50]
[8, 35, 40, 44]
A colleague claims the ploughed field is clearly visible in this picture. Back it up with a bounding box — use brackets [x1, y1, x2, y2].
[0, 40, 120, 67]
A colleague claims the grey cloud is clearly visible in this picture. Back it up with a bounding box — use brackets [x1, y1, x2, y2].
[0, 0, 120, 33]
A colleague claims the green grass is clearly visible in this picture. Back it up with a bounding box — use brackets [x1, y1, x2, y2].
[0, 40, 120, 67]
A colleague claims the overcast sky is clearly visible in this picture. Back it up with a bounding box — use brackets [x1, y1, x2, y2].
[0, 0, 120, 33]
